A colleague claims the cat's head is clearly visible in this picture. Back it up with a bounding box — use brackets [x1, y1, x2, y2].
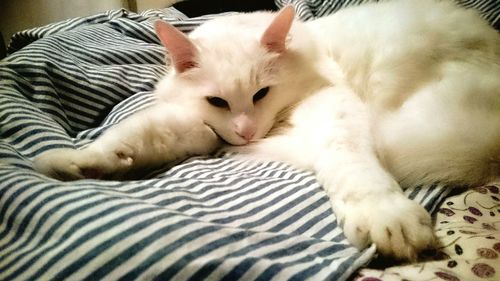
[153, 7, 315, 145]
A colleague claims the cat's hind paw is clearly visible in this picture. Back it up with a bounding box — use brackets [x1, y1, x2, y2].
[341, 193, 435, 261]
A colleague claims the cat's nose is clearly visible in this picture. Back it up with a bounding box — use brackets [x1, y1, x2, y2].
[233, 114, 256, 142]
[237, 130, 255, 142]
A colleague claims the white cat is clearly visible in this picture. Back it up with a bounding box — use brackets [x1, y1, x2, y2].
[34, 0, 500, 260]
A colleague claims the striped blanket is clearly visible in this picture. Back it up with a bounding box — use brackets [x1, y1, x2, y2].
[0, 1, 498, 280]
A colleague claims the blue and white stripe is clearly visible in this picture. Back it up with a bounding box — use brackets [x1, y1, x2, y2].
[1, 1, 497, 280]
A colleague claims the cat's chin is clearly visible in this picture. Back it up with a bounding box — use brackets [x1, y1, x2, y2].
[224, 138, 250, 146]
[218, 132, 257, 146]
[221, 135, 262, 146]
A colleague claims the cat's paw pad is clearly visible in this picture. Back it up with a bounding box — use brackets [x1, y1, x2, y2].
[342, 194, 435, 260]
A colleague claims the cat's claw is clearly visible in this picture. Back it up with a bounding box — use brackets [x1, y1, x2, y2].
[340, 193, 435, 260]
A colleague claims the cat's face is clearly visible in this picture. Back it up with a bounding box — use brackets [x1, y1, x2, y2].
[154, 35, 288, 146]
[154, 7, 298, 145]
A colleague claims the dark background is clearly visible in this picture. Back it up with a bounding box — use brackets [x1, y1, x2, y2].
[174, 0, 277, 17]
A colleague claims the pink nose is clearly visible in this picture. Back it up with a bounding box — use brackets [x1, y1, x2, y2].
[237, 129, 255, 141]
[234, 113, 256, 142]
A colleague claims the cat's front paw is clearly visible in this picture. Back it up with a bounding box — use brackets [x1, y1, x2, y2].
[33, 147, 134, 181]
[341, 193, 435, 260]
[34, 148, 85, 180]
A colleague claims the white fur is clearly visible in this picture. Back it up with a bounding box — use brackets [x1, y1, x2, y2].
[34, 0, 500, 260]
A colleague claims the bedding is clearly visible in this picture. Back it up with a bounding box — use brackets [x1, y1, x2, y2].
[0, 1, 498, 280]
[357, 182, 500, 281]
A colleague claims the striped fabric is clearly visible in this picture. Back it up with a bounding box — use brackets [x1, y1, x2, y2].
[0, 1, 496, 280]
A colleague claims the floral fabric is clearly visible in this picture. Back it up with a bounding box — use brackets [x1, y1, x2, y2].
[356, 181, 500, 281]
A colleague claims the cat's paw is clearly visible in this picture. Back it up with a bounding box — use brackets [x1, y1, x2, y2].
[340, 193, 435, 260]
[33, 147, 134, 181]
[33, 148, 85, 180]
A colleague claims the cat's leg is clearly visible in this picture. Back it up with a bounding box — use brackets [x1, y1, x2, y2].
[242, 85, 434, 260]
[34, 103, 220, 180]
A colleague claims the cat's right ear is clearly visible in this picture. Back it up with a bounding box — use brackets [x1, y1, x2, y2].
[261, 5, 295, 53]
[154, 20, 198, 73]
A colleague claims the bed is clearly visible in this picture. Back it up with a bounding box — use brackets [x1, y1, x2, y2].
[0, 0, 498, 280]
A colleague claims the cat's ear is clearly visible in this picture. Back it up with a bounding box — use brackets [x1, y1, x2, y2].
[154, 20, 198, 73]
[260, 5, 295, 53]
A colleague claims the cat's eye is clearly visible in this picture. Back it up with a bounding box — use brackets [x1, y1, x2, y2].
[206, 96, 229, 109]
[253, 87, 269, 103]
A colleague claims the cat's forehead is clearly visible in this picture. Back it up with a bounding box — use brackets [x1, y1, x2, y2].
[197, 47, 278, 96]
[184, 12, 285, 95]
[199, 65, 264, 98]
[189, 14, 271, 61]
[191, 33, 278, 91]
[190, 12, 275, 38]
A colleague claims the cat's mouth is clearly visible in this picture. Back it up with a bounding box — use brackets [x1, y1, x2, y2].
[229, 137, 252, 146]
[202, 121, 248, 146]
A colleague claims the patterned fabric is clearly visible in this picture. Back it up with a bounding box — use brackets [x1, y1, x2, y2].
[0, 1, 498, 281]
[356, 182, 500, 281]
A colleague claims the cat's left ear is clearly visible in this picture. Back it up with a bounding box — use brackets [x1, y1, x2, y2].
[260, 5, 295, 53]
[154, 20, 198, 73]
